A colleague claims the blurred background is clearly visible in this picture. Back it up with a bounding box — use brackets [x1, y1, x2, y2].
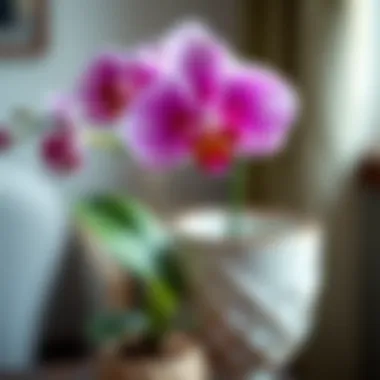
[0, 1, 379, 379]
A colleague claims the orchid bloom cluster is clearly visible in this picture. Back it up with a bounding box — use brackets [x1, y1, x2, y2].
[125, 26, 299, 174]
[26, 22, 299, 175]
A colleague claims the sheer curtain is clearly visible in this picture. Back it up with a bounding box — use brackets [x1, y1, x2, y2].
[243, 1, 375, 379]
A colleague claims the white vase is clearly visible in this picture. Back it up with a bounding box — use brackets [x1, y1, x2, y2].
[170, 208, 323, 379]
[0, 145, 68, 371]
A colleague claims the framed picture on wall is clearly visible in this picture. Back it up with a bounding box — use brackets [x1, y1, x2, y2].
[0, 0, 48, 57]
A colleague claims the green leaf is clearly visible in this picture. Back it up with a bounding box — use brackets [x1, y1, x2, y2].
[145, 276, 179, 335]
[156, 246, 187, 297]
[75, 195, 167, 276]
[76, 195, 184, 339]
[88, 311, 149, 345]
[103, 230, 157, 277]
[76, 196, 142, 234]
[112, 196, 167, 246]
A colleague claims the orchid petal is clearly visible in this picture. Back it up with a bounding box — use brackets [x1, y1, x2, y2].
[219, 66, 300, 156]
[163, 21, 232, 104]
[79, 53, 159, 125]
[41, 108, 84, 173]
[126, 79, 200, 169]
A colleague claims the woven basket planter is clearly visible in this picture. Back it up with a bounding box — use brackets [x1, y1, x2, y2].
[170, 207, 323, 379]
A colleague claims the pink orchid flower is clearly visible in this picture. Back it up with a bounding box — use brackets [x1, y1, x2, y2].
[126, 22, 299, 174]
[41, 108, 84, 173]
[0, 126, 13, 152]
[79, 52, 159, 125]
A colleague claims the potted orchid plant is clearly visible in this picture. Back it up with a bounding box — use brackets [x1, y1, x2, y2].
[39, 19, 298, 224]
[76, 195, 206, 380]
[15, 19, 302, 380]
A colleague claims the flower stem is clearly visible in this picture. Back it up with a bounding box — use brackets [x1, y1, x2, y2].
[84, 130, 125, 153]
[230, 158, 248, 237]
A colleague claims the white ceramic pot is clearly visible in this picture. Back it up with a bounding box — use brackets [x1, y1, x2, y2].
[170, 208, 323, 380]
[0, 146, 68, 370]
